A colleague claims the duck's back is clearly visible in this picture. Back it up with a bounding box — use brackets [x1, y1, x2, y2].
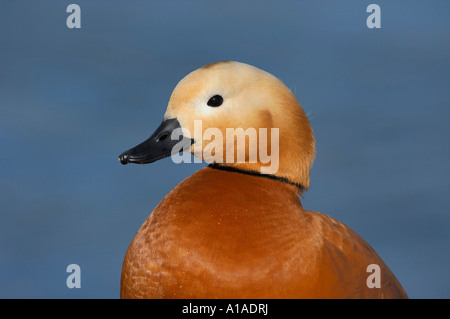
[120, 167, 407, 299]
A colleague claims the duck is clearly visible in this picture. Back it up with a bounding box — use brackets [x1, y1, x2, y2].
[118, 61, 408, 299]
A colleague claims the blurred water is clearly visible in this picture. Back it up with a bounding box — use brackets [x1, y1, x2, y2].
[0, 0, 449, 298]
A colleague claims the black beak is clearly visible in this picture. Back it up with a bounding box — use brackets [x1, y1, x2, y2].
[118, 118, 193, 165]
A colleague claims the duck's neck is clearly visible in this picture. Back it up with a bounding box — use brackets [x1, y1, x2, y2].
[208, 163, 305, 193]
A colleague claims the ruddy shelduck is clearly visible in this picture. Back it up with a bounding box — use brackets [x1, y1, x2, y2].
[118, 61, 408, 298]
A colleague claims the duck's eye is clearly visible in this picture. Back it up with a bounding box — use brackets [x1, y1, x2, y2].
[207, 95, 223, 107]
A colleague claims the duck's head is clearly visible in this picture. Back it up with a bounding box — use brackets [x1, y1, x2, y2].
[119, 61, 315, 190]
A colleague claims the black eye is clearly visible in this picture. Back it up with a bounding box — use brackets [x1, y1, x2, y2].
[207, 95, 223, 107]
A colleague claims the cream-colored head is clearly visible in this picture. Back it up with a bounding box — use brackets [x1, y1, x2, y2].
[164, 61, 315, 190]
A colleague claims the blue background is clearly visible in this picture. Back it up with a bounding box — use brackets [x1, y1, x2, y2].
[0, 1, 449, 298]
